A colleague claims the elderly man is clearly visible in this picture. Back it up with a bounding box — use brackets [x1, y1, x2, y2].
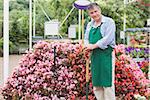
[84, 3, 116, 100]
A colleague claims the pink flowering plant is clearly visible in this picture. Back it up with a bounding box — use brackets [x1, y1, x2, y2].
[1, 41, 150, 100]
[137, 60, 149, 79]
[1, 41, 94, 100]
[115, 44, 150, 99]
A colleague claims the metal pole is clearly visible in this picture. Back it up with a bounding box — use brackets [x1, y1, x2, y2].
[29, 0, 32, 50]
[78, 9, 81, 40]
[3, 0, 9, 84]
[123, 0, 127, 44]
[60, 7, 75, 28]
[123, 0, 126, 32]
[54, 46, 56, 67]
[82, 10, 84, 44]
[33, 0, 36, 37]
[36, 0, 51, 21]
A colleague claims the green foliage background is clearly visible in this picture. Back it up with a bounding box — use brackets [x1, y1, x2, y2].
[0, 0, 149, 52]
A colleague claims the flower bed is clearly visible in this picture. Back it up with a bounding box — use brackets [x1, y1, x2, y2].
[125, 46, 149, 78]
[125, 46, 149, 59]
[115, 44, 150, 99]
[0, 41, 149, 99]
[1, 41, 94, 100]
[137, 60, 149, 79]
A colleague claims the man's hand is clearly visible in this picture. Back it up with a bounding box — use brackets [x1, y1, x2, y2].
[84, 44, 98, 50]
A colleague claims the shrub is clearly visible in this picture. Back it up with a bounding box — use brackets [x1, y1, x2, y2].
[0, 38, 19, 56]
[1, 42, 149, 99]
[115, 44, 150, 99]
[1, 41, 94, 100]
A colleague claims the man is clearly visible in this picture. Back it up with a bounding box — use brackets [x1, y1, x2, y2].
[84, 3, 116, 100]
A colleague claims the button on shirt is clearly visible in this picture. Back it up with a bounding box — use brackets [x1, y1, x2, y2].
[84, 15, 116, 49]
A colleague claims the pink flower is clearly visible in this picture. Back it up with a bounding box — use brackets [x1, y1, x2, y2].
[2, 42, 148, 100]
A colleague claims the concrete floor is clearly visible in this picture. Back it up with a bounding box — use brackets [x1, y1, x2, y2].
[0, 55, 23, 100]
[0, 55, 23, 85]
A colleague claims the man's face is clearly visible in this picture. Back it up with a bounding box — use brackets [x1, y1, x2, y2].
[88, 6, 101, 22]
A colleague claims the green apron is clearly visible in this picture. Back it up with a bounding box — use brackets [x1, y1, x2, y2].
[89, 25, 113, 87]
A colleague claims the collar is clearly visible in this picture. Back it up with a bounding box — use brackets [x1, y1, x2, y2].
[90, 15, 106, 28]
[91, 15, 106, 25]
[101, 15, 106, 23]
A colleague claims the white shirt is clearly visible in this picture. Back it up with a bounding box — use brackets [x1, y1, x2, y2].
[84, 15, 116, 49]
